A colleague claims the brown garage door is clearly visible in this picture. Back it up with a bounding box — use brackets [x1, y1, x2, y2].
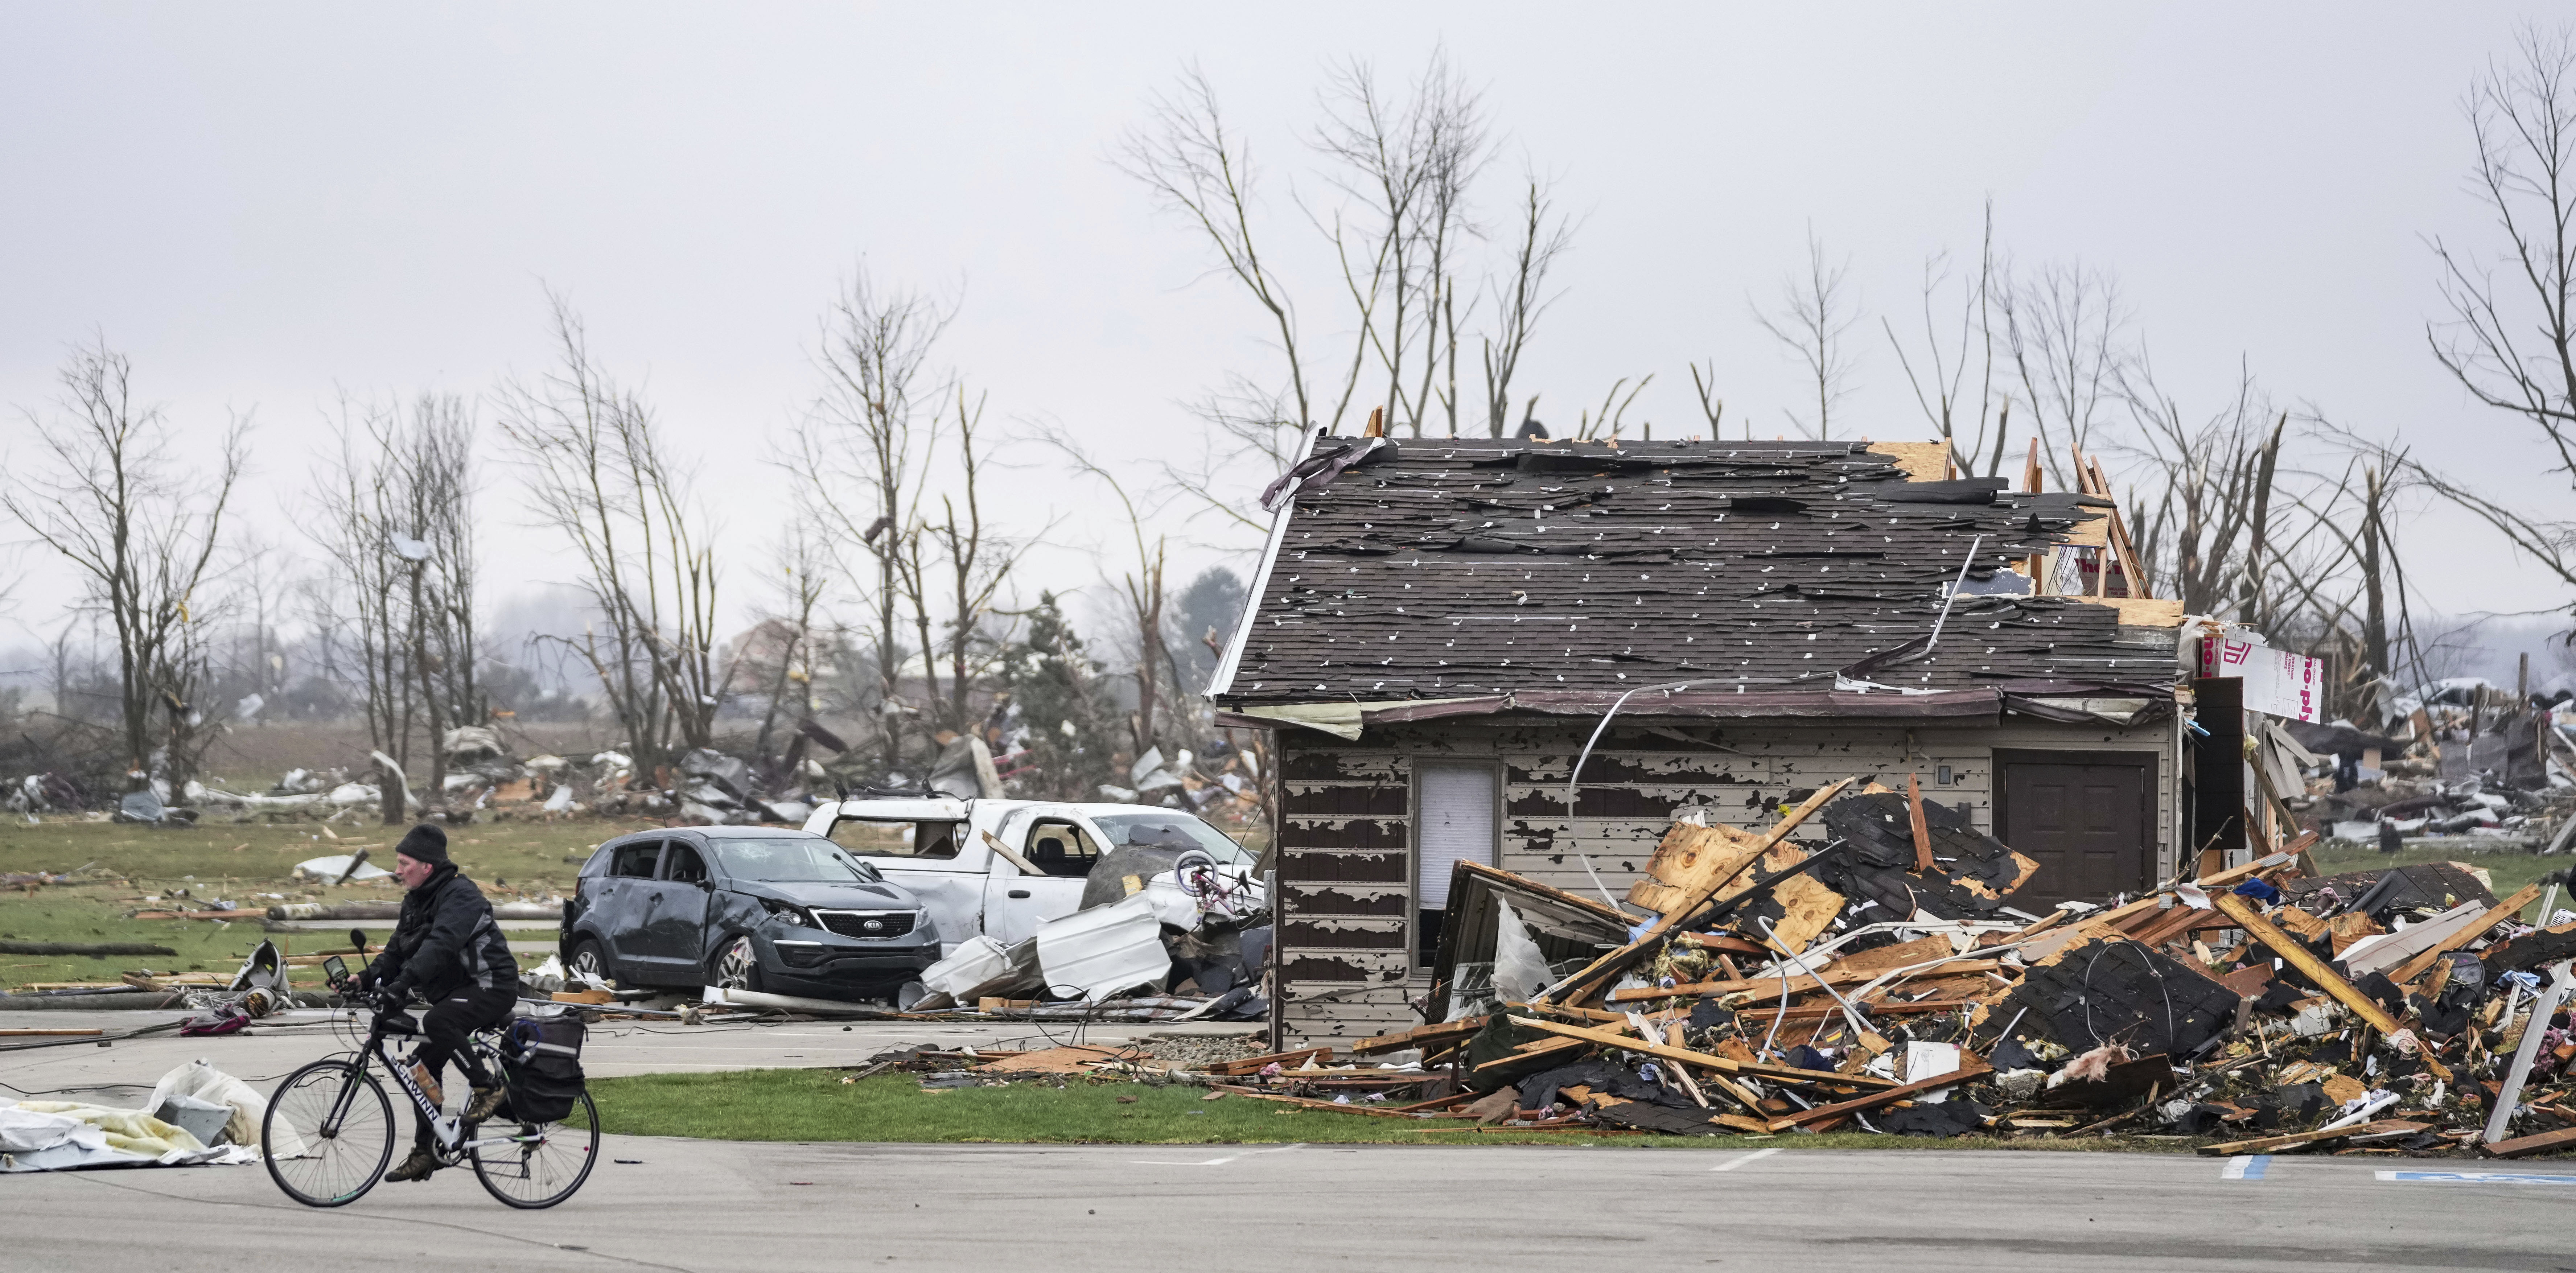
[1995, 751, 2157, 907]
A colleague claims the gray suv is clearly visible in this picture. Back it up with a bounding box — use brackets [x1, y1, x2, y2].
[563, 826, 940, 1001]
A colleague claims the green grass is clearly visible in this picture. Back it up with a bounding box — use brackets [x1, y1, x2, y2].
[587, 1069, 2198, 1152]
[2305, 841, 2565, 921]
[0, 816, 658, 989]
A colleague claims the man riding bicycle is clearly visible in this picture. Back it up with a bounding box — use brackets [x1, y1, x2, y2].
[354, 823, 521, 1183]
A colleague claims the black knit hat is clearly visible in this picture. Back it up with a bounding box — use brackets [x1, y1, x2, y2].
[394, 823, 450, 866]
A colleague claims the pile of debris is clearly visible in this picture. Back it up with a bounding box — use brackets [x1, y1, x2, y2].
[1330, 776, 2576, 1158]
[2287, 688, 2576, 854]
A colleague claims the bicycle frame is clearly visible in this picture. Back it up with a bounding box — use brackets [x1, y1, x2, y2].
[324, 1003, 544, 1159]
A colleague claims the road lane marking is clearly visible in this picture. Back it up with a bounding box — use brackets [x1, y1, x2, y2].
[2377, 1171, 2576, 1185]
[1132, 1142, 1307, 1166]
[1711, 1148, 1782, 1172]
[2222, 1155, 2270, 1180]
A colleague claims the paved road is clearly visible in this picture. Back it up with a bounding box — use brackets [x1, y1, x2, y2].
[9, 1140, 2575, 1272]
[3, 1009, 1256, 1106]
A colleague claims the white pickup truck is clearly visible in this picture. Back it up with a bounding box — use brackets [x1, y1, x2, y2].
[799, 796, 1262, 956]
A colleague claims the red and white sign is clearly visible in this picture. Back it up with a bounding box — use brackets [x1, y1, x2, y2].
[2197, 633, 2324, 723]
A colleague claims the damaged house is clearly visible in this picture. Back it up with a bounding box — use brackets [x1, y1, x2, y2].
[1210, 435, 2200, 1048]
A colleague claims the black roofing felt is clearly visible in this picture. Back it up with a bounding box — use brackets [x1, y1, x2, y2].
[1220, 437, 2169, 705]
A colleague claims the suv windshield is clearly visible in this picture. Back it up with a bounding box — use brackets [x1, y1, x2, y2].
[1089, 813, 1253, 867]
[710, 837, 885, 883]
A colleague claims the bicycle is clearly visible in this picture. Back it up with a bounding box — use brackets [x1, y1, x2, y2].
[262, 954, 599, 1209]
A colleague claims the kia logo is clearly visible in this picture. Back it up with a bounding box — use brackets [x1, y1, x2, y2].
[863, 919, 883, 932]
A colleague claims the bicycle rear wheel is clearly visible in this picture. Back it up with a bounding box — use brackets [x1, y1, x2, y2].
[264, 1059, 395, 1207]
[470, 1088, 599, 1209]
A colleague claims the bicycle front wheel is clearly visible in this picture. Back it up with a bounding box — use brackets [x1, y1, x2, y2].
[264, 1059, 396, 1207]
[471, 1088, 599, 1209]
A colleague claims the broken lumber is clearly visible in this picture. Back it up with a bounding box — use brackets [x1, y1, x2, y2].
[2212, 891, 2402, 1034]
[1617, 959, 2005, 1004]
[1505, 1014, 1894, 1096]
[0, 941, 177, 957]
[2387, 883, 2541, 985]
[1205, 1046, 1331, 1076]
[1540, 778, 1854, 1005]
[2197, 1118, 2429, 1157]
[1210, 1084, 1456, 1120]
[1351, 1018, 1485, 1056]
[1906, 773, 1935, 873]
[1766, 1052, 1996, 1132]
[2481, 1126, 2576, 1159]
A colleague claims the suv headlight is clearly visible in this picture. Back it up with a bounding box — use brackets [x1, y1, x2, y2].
[758, 897, 818, 928]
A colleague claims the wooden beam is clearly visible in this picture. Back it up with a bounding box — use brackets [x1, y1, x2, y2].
[1351, 1018, 1485, 1056]
[2212, 891, 2402, 1034]
[1503, 1015, 1898, 1091]
[2198, 1118, 2428, 1157]
[1210, 1084, 1449, 1120]
[2482, 1125, 2576, 1159]
[1736, 997, 1984, 1023]
[1610, 960, 2004, 1004]
[1540, 778, 1855, 1006]
[1906, 773, 1935, 874]
[2388, 884, 2542, 986]
[1766, 1053, 1995, 1132]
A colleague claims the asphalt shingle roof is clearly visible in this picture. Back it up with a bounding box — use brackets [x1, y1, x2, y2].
[1220, 437, 2165, 706]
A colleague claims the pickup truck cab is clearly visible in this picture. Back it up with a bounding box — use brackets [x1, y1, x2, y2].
[800, 797, 1260, 956]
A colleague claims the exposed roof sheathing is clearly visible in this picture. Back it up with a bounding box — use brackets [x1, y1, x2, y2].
[1219, 437, 2173, 707]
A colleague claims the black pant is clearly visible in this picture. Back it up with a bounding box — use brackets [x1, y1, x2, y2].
[411, 985, 514, 1147]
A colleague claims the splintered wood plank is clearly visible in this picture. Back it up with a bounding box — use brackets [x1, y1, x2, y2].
[1546, 779, 1857, 1003]
[2387, 883, 2542, 985]
[2212, 891, 2401, 1034]
[2197, 1119, 2429, 1157]
[1766, 1053, 1996, 1132]
[2482, 1126, 2576, 1159]
[1907, 773, 1935, 873]
[1503, 1015, 1896, 1092]
[1351, 1018, 1487, 1056]
[1210, 1085, 1456, 1120]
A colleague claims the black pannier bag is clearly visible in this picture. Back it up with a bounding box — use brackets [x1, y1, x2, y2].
[499, 1015, 587, 1123]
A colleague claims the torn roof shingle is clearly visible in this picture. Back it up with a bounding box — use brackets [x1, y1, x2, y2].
[1216, 436, 2172, 708]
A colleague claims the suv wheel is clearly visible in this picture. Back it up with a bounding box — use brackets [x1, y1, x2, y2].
[567, 938, 610, 989]
[712, 935, 762, 993]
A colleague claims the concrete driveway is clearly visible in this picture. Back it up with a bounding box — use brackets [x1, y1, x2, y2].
[8, 1138, 2573, 1272]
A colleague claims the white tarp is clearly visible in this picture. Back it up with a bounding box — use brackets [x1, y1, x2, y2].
[2198, 632, 2325, 723]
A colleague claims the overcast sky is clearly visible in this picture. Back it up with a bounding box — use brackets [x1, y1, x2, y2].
[4, 4, 2571, 658]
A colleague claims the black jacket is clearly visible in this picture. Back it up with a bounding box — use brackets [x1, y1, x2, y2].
[366, 864, 520, 1002]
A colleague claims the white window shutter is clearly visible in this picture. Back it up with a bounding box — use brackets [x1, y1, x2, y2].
[1416, 764, 1495, 908]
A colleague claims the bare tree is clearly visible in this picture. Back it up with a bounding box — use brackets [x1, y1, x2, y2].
[1752, 229, 1860, 440]
[1883, 205, 2012, 474]
[2429, 24, 2576, 489]
[788, 267, 948, 774]
[746, 525, 830, 773]
[3, 339, 248, 787]
[1480, 179, 1570, 437]
[1999, 259, 2129, 488]
[497, 294, 722, 772]
[2416, 25, 2576, 637]
[1039, 426, 1182, 761]
[1120, 53, 1570, 528]
[2115, 356, 2283, 613]
[308, 391, 484, 820]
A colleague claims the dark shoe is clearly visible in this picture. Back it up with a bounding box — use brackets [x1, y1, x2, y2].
[463, 1085, 507, 1122]
[383, 1148, 442, 1182]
